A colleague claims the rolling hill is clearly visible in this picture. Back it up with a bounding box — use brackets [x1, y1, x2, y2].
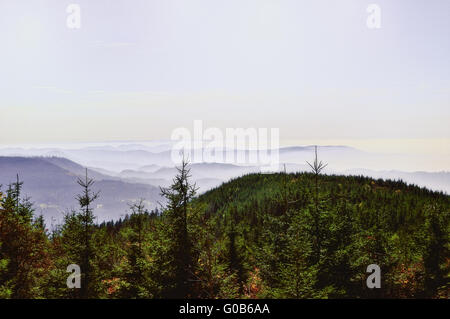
[0, 157, 161, 225]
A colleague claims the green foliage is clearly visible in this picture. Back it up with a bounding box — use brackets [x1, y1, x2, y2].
[0, 178, 51, 298]
[158, 159, 198, 298]
[0, 162, 449, 299]
[196, 172, 449, 298]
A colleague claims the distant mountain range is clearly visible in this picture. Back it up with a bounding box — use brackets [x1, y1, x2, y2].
[0, 143, 448, 225]
[0, 157, 161, 225]
[0, 144, 366, 172]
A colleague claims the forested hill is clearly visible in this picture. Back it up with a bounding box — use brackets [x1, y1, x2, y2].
[198, 172, 449, 222]
[192, 172, 449, 298]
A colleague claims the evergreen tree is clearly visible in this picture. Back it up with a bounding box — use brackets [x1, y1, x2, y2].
[306, 146, 328, 264]
[120, 199, 155, 298]
[0, 178, 50, 298]
[423, 204, 449, 297]
[159, 159, 198, 298]
[60, 169, 99, 298]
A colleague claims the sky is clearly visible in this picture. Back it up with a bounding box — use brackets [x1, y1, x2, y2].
[0, 0, 449, 161]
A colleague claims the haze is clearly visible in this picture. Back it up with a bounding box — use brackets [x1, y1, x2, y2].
[0, 0, 449, 171]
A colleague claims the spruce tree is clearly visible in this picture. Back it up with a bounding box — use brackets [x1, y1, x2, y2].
[160, 159, 198, 298]
[423, 204, 449, 297]
[61, 169, 99, 298]
[77, 169, 99, 298]
[306, 146, 327, 264]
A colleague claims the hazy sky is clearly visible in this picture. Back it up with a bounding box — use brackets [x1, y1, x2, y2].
[0, 0, 449, 154]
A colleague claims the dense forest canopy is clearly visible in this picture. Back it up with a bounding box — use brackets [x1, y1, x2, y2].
[0, 161, 449, 299]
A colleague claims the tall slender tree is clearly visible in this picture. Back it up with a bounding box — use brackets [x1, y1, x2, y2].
[77, 169, 99, 298]
[306, 146, 328, 263]
[160, 159, 198, 298]
[61, 169, 99, 298]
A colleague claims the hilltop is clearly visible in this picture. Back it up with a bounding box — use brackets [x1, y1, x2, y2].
[190, 172, 449, 298]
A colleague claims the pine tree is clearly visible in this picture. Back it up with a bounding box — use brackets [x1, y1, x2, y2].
[0, 178, 50, 298]
[77, 169, 99, 298]
[306, 146, 328, 264]
[160, 159, 198, 298]
[423, 204, 449, 297]
[60, 169, 99, 298]
[121, 199, 152, 298]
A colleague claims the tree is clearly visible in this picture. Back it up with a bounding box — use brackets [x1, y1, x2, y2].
[306, 146, 328, 264]
[60, 169, 99, 298]
[77, 169, 99, 298]
[0, 178, 50, 298]
[120, 199, 155, 298]
[159, 159, 198, 298]
[423, 204, 449, 297]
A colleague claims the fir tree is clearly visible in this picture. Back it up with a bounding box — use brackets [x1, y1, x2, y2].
[160, 159, 198, 298]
